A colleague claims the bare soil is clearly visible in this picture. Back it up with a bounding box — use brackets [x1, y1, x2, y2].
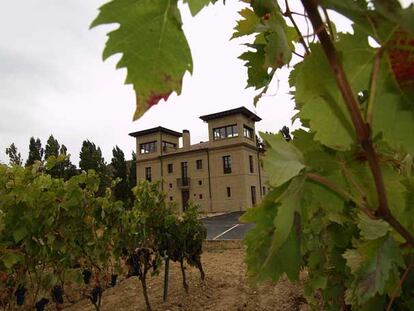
[65, 247, 309, 311]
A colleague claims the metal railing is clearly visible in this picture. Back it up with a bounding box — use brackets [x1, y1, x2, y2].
[177, 177, 190, 188]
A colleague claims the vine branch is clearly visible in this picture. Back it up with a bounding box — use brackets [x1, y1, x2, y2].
[386, 261, 414, 311]
[283, 0, 310, 56]
[366, 48, 384, 125]
[306, 173, 372, 216]
[300, 0, 414, 248]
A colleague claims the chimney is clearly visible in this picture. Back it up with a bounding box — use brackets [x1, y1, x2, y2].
[183, 130, 190, 149]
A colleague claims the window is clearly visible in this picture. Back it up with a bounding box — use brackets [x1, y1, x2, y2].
[199, 194, 203, 199]
[226, 125, 238, 137]
[162, 141, 176, 150]
[167, 163, 173, 173]
[251, 186, 257, 205]
[198, 180, 202, 186]
[243, 126, 254, 139]
[223, 155, 232, 174]
[249, 155, 254, 173]
[181, 162, 188, 179]
[145, 167, 152, 182]
[226, 187, 231, 197]
[140, 141, 156, 154]
[263, 186, 266, 195]
[169, 183, 172, 189]
[196, 159, 203, 169]
[169, 196, 173, 201]
[213, 124, 238, 140]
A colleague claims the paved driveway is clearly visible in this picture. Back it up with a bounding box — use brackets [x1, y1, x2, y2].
[201, 211, 254, 240]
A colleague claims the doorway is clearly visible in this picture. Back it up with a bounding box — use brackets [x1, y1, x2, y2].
[182, 190, 190, 212]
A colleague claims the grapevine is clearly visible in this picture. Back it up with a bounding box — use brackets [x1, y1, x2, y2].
[0, 161, 207, 310]
[90, 0, 414, 309]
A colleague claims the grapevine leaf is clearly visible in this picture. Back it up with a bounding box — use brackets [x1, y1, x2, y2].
[320, 0, 413, 43]
[305, 176, 346, 225]
[91, 0, 192, 120]
[357, 213, 390, 240]
[294, 27, 414, 153]
[243, 184, 301, 282]
[373, 0, 414, 35]
[343, 249, 363, 274]
[264, 27, 291, 69]
[232, 8, 261, 39]
[268, 176, 304, 259]
[251, 0, 278, 17]
[291, 130, 340, 174]
[261, 132, 305, 187]
[299, 97, 354, 150]
[373, 90, 414, 156]
[13, 226, 28, 243]
[239, 44, 270, 90]
[237, 1, 295, 101]
[293, 30, 371, 150]
[345, 235, 405, 305]
[182, 0, 217, 16]
[1, 252, 22, 269]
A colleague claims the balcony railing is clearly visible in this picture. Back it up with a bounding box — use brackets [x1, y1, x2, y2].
[177, 177, 190, 188]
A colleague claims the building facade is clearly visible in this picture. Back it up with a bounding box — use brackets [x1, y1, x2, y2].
[129, 107, 268, 213]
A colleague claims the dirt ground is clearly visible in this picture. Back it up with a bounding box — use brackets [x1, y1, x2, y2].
[65, 247, 309, 311]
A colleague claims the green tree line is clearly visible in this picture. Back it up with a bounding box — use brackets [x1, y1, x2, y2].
[4, 136, 137, 206]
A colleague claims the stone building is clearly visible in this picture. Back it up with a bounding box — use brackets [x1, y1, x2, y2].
[129, 107, 268, 213]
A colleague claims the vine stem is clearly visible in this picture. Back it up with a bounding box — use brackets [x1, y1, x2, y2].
[283, 0, 310, 56]
[386, 262, 414, 311]
[300, 0, 414, 248]
[366, 48, 384, 125]
[306, 173, 372, 216]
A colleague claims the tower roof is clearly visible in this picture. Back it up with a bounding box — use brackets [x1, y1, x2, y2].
[128, 126, 182, 138]
[199, 106, 261, 122]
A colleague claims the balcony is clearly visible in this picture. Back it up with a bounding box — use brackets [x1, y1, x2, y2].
[177, 177, 190, 189]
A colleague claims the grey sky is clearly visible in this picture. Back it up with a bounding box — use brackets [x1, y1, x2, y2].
[0, 0, 302, 165]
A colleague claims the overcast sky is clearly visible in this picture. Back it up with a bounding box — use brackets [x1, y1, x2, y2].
[0, 0, 311, 165]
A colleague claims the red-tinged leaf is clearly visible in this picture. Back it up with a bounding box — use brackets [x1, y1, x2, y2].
[91, 0, 192, 120]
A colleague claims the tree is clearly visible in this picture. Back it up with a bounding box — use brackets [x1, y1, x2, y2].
[92, 0, 414, 309]
[59, 144, 78, 180]
[5, 143, 22, 166]
[44, 136, 78, 179]
[128, 151, 137, 201]
[25, 137, 43, 167]
[79, 140, 110, 195]
[79, 140, 106, 173]
[110, 146, 129, 204]
[44, 135, 60, 160]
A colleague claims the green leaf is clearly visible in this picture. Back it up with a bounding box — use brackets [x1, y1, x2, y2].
[373, 92, 414, 156]
[250, 0, 278, 17]
[345, 235, 405, 305]
[13, 226, 28, 243]
[239, 44, 270, 90]
[294, 27, 414, 153]
[261, 132, 305, 187]
[268, 176, 304, 257]
[183, 0, 216, 16]
[232, 8, 261, 39]
[91, 0, 192, 120]
[343, 249, 363, 274]
[357, 213, 390, 240]
[319, 0, 406, 43]
[1, 252, 22, 269]
[300, 97, 354, 150]
[293, 32, 365, 150]
[291, 130, 340, 174]
[264, 27, 291, 69]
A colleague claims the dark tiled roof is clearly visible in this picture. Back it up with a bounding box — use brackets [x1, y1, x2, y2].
[129, 126, 182, 138]
[199, 106, 261, 122]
